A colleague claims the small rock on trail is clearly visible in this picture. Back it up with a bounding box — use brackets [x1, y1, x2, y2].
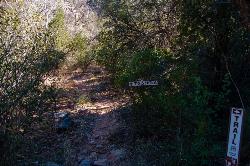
[93, 159, 108, 166]
[79, 160, 92, 166]
[54, 112, 73, 133]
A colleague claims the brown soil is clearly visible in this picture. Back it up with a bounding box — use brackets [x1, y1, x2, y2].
[47, 64, 129, 165]
[21, 64, 131, 166]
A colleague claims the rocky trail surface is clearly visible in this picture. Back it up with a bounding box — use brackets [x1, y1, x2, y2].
[28, 64, 131, 166]
[55, 65, 130, 166]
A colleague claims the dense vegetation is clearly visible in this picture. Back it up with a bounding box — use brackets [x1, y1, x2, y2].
[0, 0, 249, 165]
[0, 4, 89, 165]
[93, 0, 250, 165]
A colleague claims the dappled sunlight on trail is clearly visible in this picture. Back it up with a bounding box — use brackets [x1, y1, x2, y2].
[49, 64, 130, 165]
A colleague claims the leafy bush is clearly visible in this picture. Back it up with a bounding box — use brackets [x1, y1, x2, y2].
[116, 49, 168, 86]
[94, 0, 250, 165]
[94, 0, 179, 74]
[0, 5, 65, 165]
[48, 8, 91, 71]
[48, 8, 71, 51]
[115, 49, 170, 137]
[67, 33, 92, 70]
[117, 49, 229, 165]
[178, 77, 225, 165]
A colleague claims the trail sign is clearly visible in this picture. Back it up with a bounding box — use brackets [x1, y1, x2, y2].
[129, 80, 158, 87]
[226, 108, 244, 166]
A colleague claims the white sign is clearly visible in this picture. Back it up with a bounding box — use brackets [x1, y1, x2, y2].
[129, 80, 158, 87]
[226, 108, 244, 166]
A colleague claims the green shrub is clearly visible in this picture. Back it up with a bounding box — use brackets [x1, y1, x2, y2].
[95, 29, 125, 73]
[116, 49, 171, 137]
[0, 6, 65, 165]
[49, 8, 92, 71]
[115, 49, 170, 87]
[67, 33, 92, 70]
[178, 77, 225, 165]
[119, 49, 227, 165]
[48, 8, 70, 51]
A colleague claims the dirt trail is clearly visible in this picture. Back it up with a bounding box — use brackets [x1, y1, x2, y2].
[53, 64, 130, 166]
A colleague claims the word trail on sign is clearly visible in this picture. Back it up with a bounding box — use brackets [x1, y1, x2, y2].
[226, 107, 244, 166]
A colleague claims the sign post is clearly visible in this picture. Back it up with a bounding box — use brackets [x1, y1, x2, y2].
[226, 107, 244, 166]
[129, 80, 158, 87]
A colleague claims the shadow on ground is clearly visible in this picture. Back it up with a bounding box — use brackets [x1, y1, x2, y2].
[17, 64, 131, 166]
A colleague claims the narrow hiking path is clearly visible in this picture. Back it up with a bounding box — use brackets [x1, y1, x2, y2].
[52, 64, 130, 166]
